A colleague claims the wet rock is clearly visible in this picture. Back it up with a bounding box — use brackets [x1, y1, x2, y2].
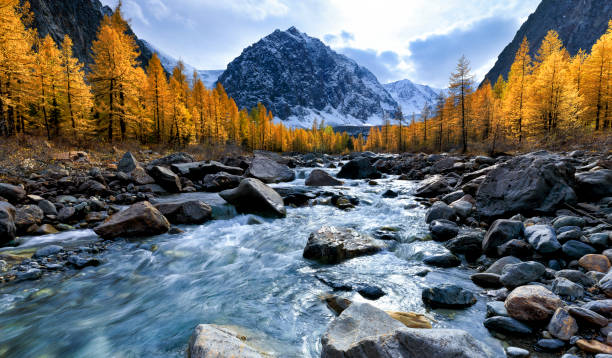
[442, 190, 465, 204]
[93, 201, 170, 239]
[576, 339, 612, 355]
[220, 178, 286, 218]
[323, 294, 352, 315]
[557, 228, 582, 243]
[498, 239, 532, 258]
[471, 273, 502, 288]
[175, 161, 244, 180]
[425, 202, 455, 224]
[202, 172, 242, 192]
[483, 316, 533, 335]
[583, 300, 612, 317]
[15, 205, 44, 233]
[0, 202, 16, 245]
[506, 347, 530, 358]
[475, 152, 576, 218]
[444, 233, 483, 261]
[381, 189, 398, 198]
[563, 240, 597, 259]
[188, 324, 264, 358]
[357, 285, 385, 300]
[57, 206, 76, 222]
[486, 301, 508, 317]
[67, 255, 101, 268]
[33, 245, 62, 258]
[37, 199, 57, 216]
[547, 307, 578, 340]
[305, 169, 342, 186]
[482, 220, 524, 256]
[423, 252, 461, 267]
[579, 254, 611, 273]
[505, 285, 562, 321]
[0, 183, 26, 203]
[500, 261, 546, 288]
[303, 226, 386, 264]
[568, 306, 608, 327]
[525, 225, 561, 254]
[117, 152, 139, 173]
[386, 311, 432, 329]
[321, 302, 492, 358]
[149, 166, 182, 192]
[414, 175, 451, 198]
[553, 216, 586, 229]
[575, 169, 612, 201]
[556, 269, 596, 288]
[148, 152, 194, 168]
[422, 284, 476, 308]
[336, 157, 380, 180]
[449, 198, 474, 219]
[15, 268, 42, 282]
[552, 277, 584, 299]
[535, 338, 565, 352]
[429, 219, 458, 241]
[599, 271, 612, 297]
[247, 156, 296, 183]
[154, 200, 212, 225]
[35, 224, 59, 235]
[587, 233, 610, 248]
[130, 166, 155, 185]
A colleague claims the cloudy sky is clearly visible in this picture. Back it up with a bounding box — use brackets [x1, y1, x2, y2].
[100, 0, 540, 89]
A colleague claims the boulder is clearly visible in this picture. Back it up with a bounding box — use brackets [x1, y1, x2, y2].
[450, 198, 473, 219]
[562, 240, 596, 259]
[130, 167, 155, 185]
[498, 239, 532, 258]
[505, 285, 563, 321]
[428, 219, 459, 241]
[305, 169, 342, 186]
[423, 253, 461, 267]
[582, 299, 612, 317]
[117, 152, 139, 173]
[547, 307, 578, 340]
[321, 302, 492, 358]
[188, 324, 264, 358]
[553, 216, 586, 229]
[575, 169, 612, 201]
[425, 201, 456, 224]
[77, 180, 108, 196]
[247, 156, 295, 183]
[476, 153, 576, 218]
[482, 220, 524, 256]
[0, 202, 16, 245]
[525, 224, 560, 254]
[302, 226, 386, 264]
[174, 161, 244, 180]
[579, 254, 611, 273]
[154, 200, 212, 224]
[552, 277, 584, 299]
[486, 256, 522, 274]
[422, 284, 476, 308]
[219, 178, 286, 218]
[483, 316, 533, 335]
[93, 201, 170, 239]
[414, 175, 451, 198]
[471, 273, 502, 288]
[336, 157, 380, 179]
[202, 172, 242, 192]
[37, 199, 57, 216]
[14, 205, 44, 232]
[500, 261, 546, 288]
[149, 166, 182, 192]
[444, 233, 483, 261]
[556, 269, 596, 288]
[568, 306, 608, 327]
[33, 244, 62, 258]
[0, 183, 26, 203]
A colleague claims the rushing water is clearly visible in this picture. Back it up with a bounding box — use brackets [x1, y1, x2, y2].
[0, 166, 505, 357]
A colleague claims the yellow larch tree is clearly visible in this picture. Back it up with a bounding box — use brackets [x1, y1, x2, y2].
[583, 20, 612, 130]
[503, 37, 532, 144]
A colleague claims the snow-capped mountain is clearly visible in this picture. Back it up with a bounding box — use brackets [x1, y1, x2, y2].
[383, 79, 443, 117]
[217, 27, 399, 128]
[141, 40, 223, 89]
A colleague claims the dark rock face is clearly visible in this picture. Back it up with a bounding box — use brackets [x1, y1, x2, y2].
[0, 202, 16, 245]
[305, 169, 342, 186]
[575, 169, 612, 201]
[28, 0, 153, 69]
[476, 153, 576, 219]
[0, 183, 26, 204]
[201, 172, 242, 192]
[246, 156, 295, 183]
[483, 0, 612, 84]
[337, 158, 380, 179]
[219, 178, 286, 218]
[118, 152, 140, 173]
[149, 166, 182, 192]
[218, 27, 398, 122]
[482, 220, 524, 256]
[484, 316, 533, 336]
[154, 200, 212, 225]
[302, 226, 386, 264]
[422, 284, 476, 308]
[93, 201, 170, 239]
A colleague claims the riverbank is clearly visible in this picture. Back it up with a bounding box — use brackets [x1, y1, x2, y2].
[0, 147, 611, 357]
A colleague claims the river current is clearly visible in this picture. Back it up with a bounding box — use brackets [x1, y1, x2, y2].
[0, 166, 505, 357]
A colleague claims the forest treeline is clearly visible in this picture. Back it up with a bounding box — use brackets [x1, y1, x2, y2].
[365, 22, 612, 153]
[1, 0, 610, 154]
[0, 1, 354, 153]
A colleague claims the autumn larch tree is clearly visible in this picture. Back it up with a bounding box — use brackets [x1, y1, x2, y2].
[449, 55, 473, 153]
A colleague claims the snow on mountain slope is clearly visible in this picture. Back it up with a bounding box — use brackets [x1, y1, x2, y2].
[383, 79, 443, 116]
[141, 40, 222, 89]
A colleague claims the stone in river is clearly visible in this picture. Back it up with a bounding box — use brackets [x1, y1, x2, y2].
[422, 284, 476, 308]
[500, 261, 546, 288]
[425, 201, 456, 224]
[428, 219, 458, 241]
[505, 285, 562, 321]
[0, 202, 16, 245]
[188, 324, 265, 358]
[154, 200, 212, 224]
[305, 169, 342, 186]
[93, 201, 170, 239]
[482, 220, 524, 256]
[247, 156, 295, 183]
[483, 316, 533, 335]
[220, 178, 286, 218]
[302, 226, 386, 264]
[423, 252, 461, 268]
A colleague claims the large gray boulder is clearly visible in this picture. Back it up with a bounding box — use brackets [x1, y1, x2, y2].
[94, 201, 170, 239]
[188, 324, 264, 358]
[482, 220, 524, 256]
[0, 202, 16, 245]
[321, 302, 493, 358]
[220, 178, 286, 218]
[0, 183, 26, 204]
[337, 157, 380, 179]
[247, 156, 295, 183]
[414, 175, 451, 198]
[303, 226, 386, 264]
[476, 153, 576, 218]
[575, 169, 612, 201]
[173, 161, 244, 180]
[305, 169, 342, 186]
[154, 200, 212, 224]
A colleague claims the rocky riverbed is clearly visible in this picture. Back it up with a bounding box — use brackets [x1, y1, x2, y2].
[0, 149, 611, 357]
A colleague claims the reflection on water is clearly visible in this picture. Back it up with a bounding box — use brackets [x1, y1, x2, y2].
[0, 167, 504, 357]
